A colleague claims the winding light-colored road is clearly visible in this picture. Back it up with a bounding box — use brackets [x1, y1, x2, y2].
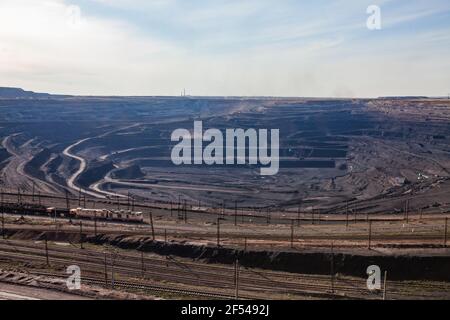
[62, 138, 107, 198]
[62, 124, 142, 199]
[90, 170, 129, 198]
[96, 174, 247, 194]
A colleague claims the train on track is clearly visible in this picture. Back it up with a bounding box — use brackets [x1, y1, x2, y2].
[1, 202, 144, 223]
[46, 207, 144, 223]
[68, 208, 144, 223]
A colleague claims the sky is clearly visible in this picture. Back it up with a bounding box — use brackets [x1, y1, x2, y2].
[0, 0, 449, 97]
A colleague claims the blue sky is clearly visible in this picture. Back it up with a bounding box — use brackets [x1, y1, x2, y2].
[0, 0, 449, 97]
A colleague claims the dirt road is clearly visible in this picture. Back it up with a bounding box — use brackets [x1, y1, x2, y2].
[0, 282, 89, 300]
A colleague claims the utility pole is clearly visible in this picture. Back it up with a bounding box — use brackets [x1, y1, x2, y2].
[346, 201, 349, 229]
[177, 195, 181, 219]
[149, 213, 155, 241]
[44, 234, 49, 266]
[32, 182, 35, 203]
[111, 253, 115, 289]
[406, 199, 409, 223]
[297, 206, 301, 227]
[1, 190, 4, 239]
[222, 200, 225, 219]
[234, 201, 238, 226]
[383, 271, 388, 300]
[94, 214, 97, 236]
[235, 259, 240, 299]
[65, 190, 70, 212]
[290, 219, 294, 248]
[80, 221, 84, 249]
[1, 209, 4, 239]
[104, 252, 108, 285]
[405, 200, 409, 223]
[444, 218, 448, 248]
[141, 250, 145, 278]
[216, 217, 221, 247]
[330, 242, 335, 294]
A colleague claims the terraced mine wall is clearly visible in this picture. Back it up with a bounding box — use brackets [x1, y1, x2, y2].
[77, 160, 115, 188]
[5, 229, 449, 281]
[137, 159, 337, 169]
[0, 148, 10, 162]
[24, 148, 52, 181]
[0, 148, 11, 170]
[89, 236, 449, 281]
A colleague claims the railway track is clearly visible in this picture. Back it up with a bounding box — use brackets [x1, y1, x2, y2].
[2, 190, 449, 227]
[0, 239, 371, 299]
[29, 270, 244, 300]
[1, 222, 447, 247]
[0, 239, 448, 299]
[0, 241, 356, 299]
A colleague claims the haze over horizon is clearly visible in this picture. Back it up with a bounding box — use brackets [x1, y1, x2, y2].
[1, 0, 449, 98]
[0, 85, 444, 99]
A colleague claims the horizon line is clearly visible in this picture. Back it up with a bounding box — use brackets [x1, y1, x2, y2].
[1, 86, 448, 100]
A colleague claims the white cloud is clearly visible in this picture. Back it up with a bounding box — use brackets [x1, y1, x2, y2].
[0, 0, 449, 97]
[0, 0, 175, 94]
